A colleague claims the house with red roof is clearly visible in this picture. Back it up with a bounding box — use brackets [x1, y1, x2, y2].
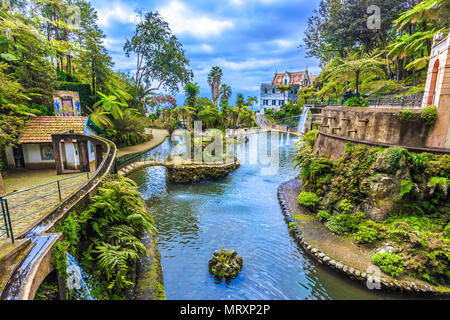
[5, 116, 103, 170]
[260, 69, 313, 113]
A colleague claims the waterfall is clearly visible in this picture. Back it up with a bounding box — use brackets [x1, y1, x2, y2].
[297, 107, 311, 134]
[66, 253, 95, 300]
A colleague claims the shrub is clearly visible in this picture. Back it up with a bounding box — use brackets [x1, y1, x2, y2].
[372, 253, 405, 277]
[344, 97, 369, 107]
[302, 129, 319, 147]
[338, 199, 354, 215]
[399, 110, 413, 122]
[297, 192, 319, 208]
[409, 153, 429, 169]
[78, 175, 156, 298]
[326, 213, 358, 235]
[353, 225, 378, 244]
[51, 241, 68, 279]
[317, 210, 330, 222]
[445, 223, 450, 239]
[421, 105, 437, 126]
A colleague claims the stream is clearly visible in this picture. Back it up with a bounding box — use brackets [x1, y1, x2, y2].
[128, 132, 414, 300]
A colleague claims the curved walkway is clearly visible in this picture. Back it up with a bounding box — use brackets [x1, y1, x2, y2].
[278, 178, 449, 295]
[117, 129, 169, 159]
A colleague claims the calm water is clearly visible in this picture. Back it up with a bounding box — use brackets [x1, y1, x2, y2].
[128, 132, 414, 300]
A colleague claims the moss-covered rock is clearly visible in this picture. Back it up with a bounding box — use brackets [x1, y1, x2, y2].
[166, 162, 240, 184]
[208, 249, 243, 281]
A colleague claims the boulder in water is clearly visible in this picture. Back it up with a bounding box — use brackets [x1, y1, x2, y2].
[208, 248, 243, 281]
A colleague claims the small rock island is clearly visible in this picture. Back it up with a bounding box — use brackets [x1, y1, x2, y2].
[208, 249, 243, 281]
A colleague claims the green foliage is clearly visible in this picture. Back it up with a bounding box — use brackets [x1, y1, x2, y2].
[372, 253, 405, 277]
[399, 110, 414, 122]
[399, 179, 414, 197]
[378, 147, 409, 174]
[295, 137, 450, 284]
[288, 222, 297, 232]
[343, 96, 369, 107]
[317, 210, 330, 222]
[338, 199, 354, 215]
[124, 11, 193, 96]
[409, 153, 430, 169]
[353, 223, 379, 244]
[297, 192, 320, 209]
[428, 176, 449, 196]
[78, 175, 156, 299]
[326, 213, 362, 235]
[105, 110, 149, 147]
[421, 105, 438, 126]
[51, 241, 68, 279]
[445, 224, 450, 238]
[59, 212, 80, 256]
[303, 129, 319, 147]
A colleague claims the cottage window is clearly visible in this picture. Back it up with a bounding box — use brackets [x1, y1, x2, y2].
[272, 100, 276, 106]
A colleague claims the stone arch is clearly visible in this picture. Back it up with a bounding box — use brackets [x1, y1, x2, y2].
[427, 58, 440, 106]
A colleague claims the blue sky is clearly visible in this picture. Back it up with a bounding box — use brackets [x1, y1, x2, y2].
[90, 0, 322, 109]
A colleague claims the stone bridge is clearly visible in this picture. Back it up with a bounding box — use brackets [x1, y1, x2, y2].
[118, 158, 241, 184]
[0, 133, 117, 300]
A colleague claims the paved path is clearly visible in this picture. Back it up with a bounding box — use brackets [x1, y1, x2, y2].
[117, 129, 169, 158]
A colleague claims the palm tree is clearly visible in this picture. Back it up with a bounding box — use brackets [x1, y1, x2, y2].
[327, 55, 385, 93]
[184, 82, 199, 109]
[207, 66, 223, 105]
[219, 84, 232, 104]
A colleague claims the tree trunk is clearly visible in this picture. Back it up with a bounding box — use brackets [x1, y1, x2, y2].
[355, 71, 360, 93]
[0, 172, 4, 195]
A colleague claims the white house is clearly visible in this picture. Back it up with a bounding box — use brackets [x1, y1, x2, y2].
[5, 116, 103, 171]
[260, 69, 315, 113]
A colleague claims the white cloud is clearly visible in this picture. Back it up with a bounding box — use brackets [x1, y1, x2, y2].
[274, 39, 294, 49]
[159, 1, 234, 38]
[102, 37, 125, 51]
[97, 2, 137, 28]
[213, 58, 283, 71]
[186, 43, 214, 54]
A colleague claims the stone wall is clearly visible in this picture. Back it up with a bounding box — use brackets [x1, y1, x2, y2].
[315, 106, 434, 159]
[166, 162, 240, 184]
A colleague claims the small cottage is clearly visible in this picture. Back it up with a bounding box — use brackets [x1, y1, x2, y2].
[5, 116, 103, 171]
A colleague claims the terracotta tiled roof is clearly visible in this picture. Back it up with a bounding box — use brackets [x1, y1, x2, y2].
[273, 71, 305, 86]
[18, 116, 88, 144]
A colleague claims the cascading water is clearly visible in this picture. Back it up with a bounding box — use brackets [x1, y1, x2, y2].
[66, 253, 95, 300]
[285, 131, 290, 145]
[297, 107, 311, 134]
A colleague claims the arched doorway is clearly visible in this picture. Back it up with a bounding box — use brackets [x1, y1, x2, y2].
[427, 59, 440, 105]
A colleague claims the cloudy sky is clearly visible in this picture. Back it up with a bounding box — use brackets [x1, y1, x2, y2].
[91, 0, 322, 109]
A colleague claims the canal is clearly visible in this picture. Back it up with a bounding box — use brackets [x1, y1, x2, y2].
[128, 132, 412, 300]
